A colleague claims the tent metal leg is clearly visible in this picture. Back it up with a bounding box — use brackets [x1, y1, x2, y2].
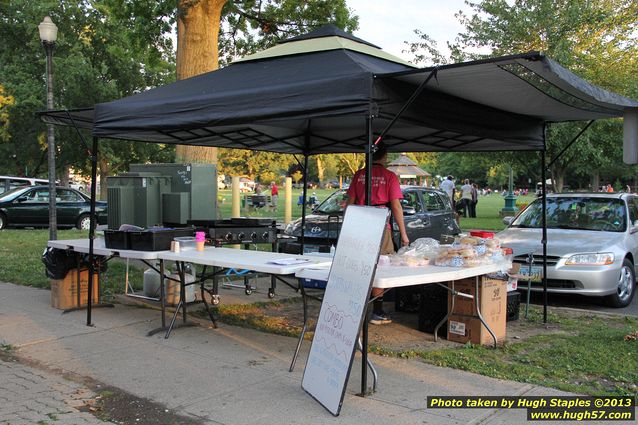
[541, 147, 548, 323]
[86, 136, 99, 327]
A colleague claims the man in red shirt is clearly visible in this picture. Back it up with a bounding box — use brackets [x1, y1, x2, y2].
[270, 181, 279, 211]
[347, 143, 409, 324]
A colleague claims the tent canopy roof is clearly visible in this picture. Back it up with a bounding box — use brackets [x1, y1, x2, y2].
[40, 25, 638, 155]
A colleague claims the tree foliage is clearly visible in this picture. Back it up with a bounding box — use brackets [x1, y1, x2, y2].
[0, 0, 175, 193]
[0, 85, 15, 142]
[406, 0, 638, 191]
[217, 0, 358, 66]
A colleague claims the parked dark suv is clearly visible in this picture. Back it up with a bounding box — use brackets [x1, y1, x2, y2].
[280, 186, 460, 254]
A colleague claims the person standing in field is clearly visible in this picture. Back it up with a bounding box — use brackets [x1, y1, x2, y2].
[270, 181, 279, 212]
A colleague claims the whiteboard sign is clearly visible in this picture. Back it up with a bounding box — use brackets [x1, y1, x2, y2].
[302, 205, 388, 416]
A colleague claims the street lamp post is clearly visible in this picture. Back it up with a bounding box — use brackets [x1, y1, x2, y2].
[39, 16, 58, 240]
[500, 165, 518, 217]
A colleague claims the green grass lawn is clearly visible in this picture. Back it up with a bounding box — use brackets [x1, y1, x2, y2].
[0, 229, 143, 299]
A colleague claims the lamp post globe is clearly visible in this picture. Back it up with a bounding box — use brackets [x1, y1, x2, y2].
[39, 16, 58, 240]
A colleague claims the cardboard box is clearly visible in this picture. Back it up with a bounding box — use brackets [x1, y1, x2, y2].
[447, 277, 507, 345]
[50, 269, 99, 310]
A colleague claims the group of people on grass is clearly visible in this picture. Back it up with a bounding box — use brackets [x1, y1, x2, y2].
[439, 175, 479, 218]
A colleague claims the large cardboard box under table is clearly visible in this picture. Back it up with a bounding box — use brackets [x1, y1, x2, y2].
[447, 277, 507, 345]
[50, 269, 99, 309]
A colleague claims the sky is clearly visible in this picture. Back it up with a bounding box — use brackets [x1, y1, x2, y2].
[346, 0, 476, 62]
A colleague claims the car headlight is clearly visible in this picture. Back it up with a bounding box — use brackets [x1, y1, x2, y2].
[565, 253, 614, 266]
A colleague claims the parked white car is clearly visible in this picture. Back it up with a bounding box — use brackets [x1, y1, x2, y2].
[498, 193, 637, 307]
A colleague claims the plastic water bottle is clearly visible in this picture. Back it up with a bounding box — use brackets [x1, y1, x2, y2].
[330, 245, 336, 256]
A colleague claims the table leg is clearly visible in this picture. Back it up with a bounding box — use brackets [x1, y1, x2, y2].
[357, 338, 377, 393]
[360, 306, 369, 396]
[289, 283, 309, 372]
[165, 300, 182, 339]
[474, 276, 497, 347]
[434, 280, 454, 341]
[160, 260, 166, 329]
[198, 265, 217, 328]
[179, 262, 187, 324]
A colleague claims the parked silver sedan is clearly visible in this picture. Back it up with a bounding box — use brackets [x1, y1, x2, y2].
[498, 193, 637, 307]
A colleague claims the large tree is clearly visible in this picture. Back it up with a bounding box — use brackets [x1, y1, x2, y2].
[173, 0, 358, 164]
[407, 0, 638, 192]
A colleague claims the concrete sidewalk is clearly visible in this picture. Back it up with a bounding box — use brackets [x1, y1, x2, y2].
[0, 282, 624, 425]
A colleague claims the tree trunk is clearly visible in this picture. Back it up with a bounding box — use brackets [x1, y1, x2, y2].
[339, 154, 364, 175]
[550, 165, 565, 193]
[591, 170, 600, 192]
[316, 155, 325, 185]
[175, 0, 227, 164]
[98, 157, 111, 201]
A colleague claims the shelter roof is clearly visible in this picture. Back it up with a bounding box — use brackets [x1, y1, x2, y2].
[387, 164, 430, 177]
[388, 153, 419, 167]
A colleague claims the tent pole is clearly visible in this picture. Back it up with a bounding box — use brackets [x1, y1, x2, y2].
[300, 154, 309, 252]
[87, 136, 98, 327]
[547, 120, 595, 170]
[373, 68, 437, 146]
[361, 115, 373, 397]
[365, 116, 373, 205]
[299, 126, 311, 253]
[541, 133, 548, 324]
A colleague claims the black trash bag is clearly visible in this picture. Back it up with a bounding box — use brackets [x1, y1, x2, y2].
[41, 247, 77, 279]
[42, 248, 108, 279]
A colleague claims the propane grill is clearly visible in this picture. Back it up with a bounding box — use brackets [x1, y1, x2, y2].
[188, 218, 277, 246]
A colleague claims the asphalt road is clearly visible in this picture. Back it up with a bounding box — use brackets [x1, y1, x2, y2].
[523, 290, 638, 316]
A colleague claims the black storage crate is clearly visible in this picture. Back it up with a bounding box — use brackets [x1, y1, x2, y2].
[395, 286, 421, 313]
[417, 284, 448, 336]
[507, 291, 521, 322]
[104, 230, 132, 249]
[129, 227, 195, 251]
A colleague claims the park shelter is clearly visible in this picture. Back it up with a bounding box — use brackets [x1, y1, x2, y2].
[386, 154, 431, 186]
[41, 24, 638, 367]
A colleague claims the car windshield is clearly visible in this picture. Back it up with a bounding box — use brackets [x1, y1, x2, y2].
[0, 187, 27, 201]
[314, 190, 348, 214]
[511, 197, 627, 232]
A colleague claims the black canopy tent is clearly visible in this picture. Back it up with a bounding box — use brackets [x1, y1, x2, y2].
[41, 24, 638, 393]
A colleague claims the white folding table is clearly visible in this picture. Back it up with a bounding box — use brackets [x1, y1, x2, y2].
[295, 261, 510, 395]
[155, 247, 332, 338]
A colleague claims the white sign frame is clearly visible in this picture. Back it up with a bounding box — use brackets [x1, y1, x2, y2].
[302, 205, 388, 416]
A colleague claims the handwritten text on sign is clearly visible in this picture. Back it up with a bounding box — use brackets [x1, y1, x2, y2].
[302, 205, 388, 416]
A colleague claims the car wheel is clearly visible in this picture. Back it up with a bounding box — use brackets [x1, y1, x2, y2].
[76, 214, 91, 230]
[607, 258, 636, 308]
[0, 212, 6, 230]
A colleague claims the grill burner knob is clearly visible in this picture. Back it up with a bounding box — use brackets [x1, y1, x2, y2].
[262, 231, 270, 240]
[237, 232, 245, 240]
[250, 232, 257, 240]
[225, 232, 233, 241]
